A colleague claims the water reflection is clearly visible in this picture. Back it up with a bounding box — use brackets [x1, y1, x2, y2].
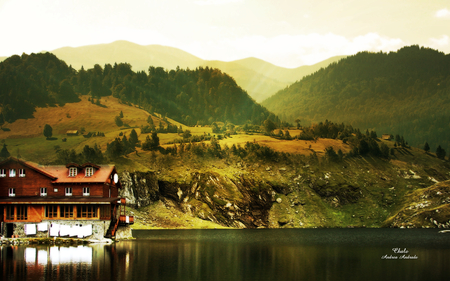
[1, 229, 449, 281]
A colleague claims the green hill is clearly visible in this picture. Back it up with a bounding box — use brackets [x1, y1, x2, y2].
[0, 52, 277, 127]
[23, 40, 344, 102]
[262, 45, 450, 152]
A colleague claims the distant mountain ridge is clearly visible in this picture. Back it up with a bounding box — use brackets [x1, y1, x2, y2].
[28, 40, 344, 102]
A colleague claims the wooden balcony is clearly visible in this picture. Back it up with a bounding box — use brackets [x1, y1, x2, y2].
[119, 215, 134, 225]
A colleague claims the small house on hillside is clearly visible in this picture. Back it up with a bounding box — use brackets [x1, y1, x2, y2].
[66, 130, 78, 136]
[0, 157, 133, 239]
[382, 134, 392, 140]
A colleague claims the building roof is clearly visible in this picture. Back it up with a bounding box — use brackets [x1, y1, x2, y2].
[0, 157, 57, 180]
[0, 157, 118, 184]
[43, 164, 116, 184]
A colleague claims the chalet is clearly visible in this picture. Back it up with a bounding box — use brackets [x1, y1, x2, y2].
[66, 130, 79, 136]
[0, 157, 133, 239]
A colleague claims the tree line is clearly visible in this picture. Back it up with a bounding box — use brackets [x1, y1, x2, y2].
[0, 52, 279, 127]
[263, 45, 450, 153]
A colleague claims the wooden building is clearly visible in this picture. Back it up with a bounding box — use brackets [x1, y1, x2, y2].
[0, 157, 133, 238]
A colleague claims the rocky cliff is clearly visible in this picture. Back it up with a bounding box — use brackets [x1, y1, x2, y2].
[119, 154, 450, 229]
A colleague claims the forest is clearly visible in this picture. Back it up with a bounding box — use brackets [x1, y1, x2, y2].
[262, 45, 450, 152]
[0, 52, 278, 127]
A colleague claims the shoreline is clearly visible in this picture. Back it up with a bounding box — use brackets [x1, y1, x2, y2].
[0, 237, 115, 246]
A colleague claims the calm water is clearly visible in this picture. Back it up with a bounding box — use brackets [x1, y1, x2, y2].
[1, 229, 449, 281]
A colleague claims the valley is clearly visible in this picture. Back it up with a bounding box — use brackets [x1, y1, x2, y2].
[1, 47, 449, 230]
[1, 95, 449, 230]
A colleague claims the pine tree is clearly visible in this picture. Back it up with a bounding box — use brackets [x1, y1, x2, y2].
[0, 143, 10, 158]
[424, 142, 430, 153]
[436, 145, 446, 160]
[129, 129, 139, 147]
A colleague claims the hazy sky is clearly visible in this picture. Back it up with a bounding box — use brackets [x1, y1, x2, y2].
[0, 0, 449, 68]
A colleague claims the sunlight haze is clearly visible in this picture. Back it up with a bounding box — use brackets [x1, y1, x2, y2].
[0, 0, 449, 67]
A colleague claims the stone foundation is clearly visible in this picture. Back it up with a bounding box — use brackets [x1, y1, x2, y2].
[1, 220, 112, 241]
[115, 226, 133, 240]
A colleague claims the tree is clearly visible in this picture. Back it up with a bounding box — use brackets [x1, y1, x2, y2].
[325, 146, 339, 162]
[0, 144, 10, 158]
[436, 145, 446, 160]
[142, 132, 160, 151]
[380, 143, 390, 158]
[115, 116, 123, 127]
[150, 132, 160, 149]
[358, 139, 369, 155]
[0, 113, 4, 128]
[147, 115, 154, 125]
[182, 130, 192, 139]
[294, 118, 301, 129]
[129, 129, 139, 147]
[43, 124, 53, 139]
[424, 142, 430, 153]
[263, 119, 277, 135]
[119, 111, 124, 118]
[211, 122, 221, 133]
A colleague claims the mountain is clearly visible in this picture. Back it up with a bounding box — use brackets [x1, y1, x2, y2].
[262, 45, 450, 152]
[0, 52, 276, 126]
[42, 40, 343, 102]
[49, 40, 204, 72]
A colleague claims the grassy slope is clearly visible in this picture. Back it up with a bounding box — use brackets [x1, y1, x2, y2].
[2, 97, 449, 229]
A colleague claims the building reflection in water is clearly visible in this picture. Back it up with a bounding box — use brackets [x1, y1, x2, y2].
[1, 244, 106, 281]
[1, 229, 450, 281]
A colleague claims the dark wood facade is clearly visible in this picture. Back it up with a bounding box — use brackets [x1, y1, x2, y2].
[0, 157, 131, 233]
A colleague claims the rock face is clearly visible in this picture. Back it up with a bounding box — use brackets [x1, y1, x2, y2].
[119, 163, 450, 229]
[120, 171, 281, 228]
[120, 171, 159, 208]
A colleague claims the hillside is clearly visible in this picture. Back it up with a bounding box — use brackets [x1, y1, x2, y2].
[119, 132, 450, 229]
[1, 95, 449, 229]
[0, 52, 276, 126]
[262, 45, 450, 152]
[26, 40, 344, 102]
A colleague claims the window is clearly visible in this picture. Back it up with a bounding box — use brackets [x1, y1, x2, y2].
[83, 187, 90, 196]
[54, 188, 58, 193]
[8, 188, 15, 197]
[77, 205, 98, 218]
[17, 205, 28, 220]
[65, 187, 72, 196]
[62, 205, 74, 218]
[0, 169, 6, 177]
[19, 169, 26, 177]
[40, 187, 47, 197]
[6, 206, 14, 220]
[85, 167, 94, 177]
[69, 167, 77, 177]
[9, 169, 16, 177]
[45, 205, 58, 218]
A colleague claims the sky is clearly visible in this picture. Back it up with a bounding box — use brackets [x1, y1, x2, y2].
[0, 0, 449, 68]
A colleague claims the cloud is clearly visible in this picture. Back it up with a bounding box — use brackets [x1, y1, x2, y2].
[205, 32, 406, 67]
[429, 35, 449, 47]
[435, 8, 450, 18]
[194, 0, 242, 6]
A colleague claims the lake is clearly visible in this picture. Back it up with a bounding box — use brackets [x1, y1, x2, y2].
[1, 229, 449, 281]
